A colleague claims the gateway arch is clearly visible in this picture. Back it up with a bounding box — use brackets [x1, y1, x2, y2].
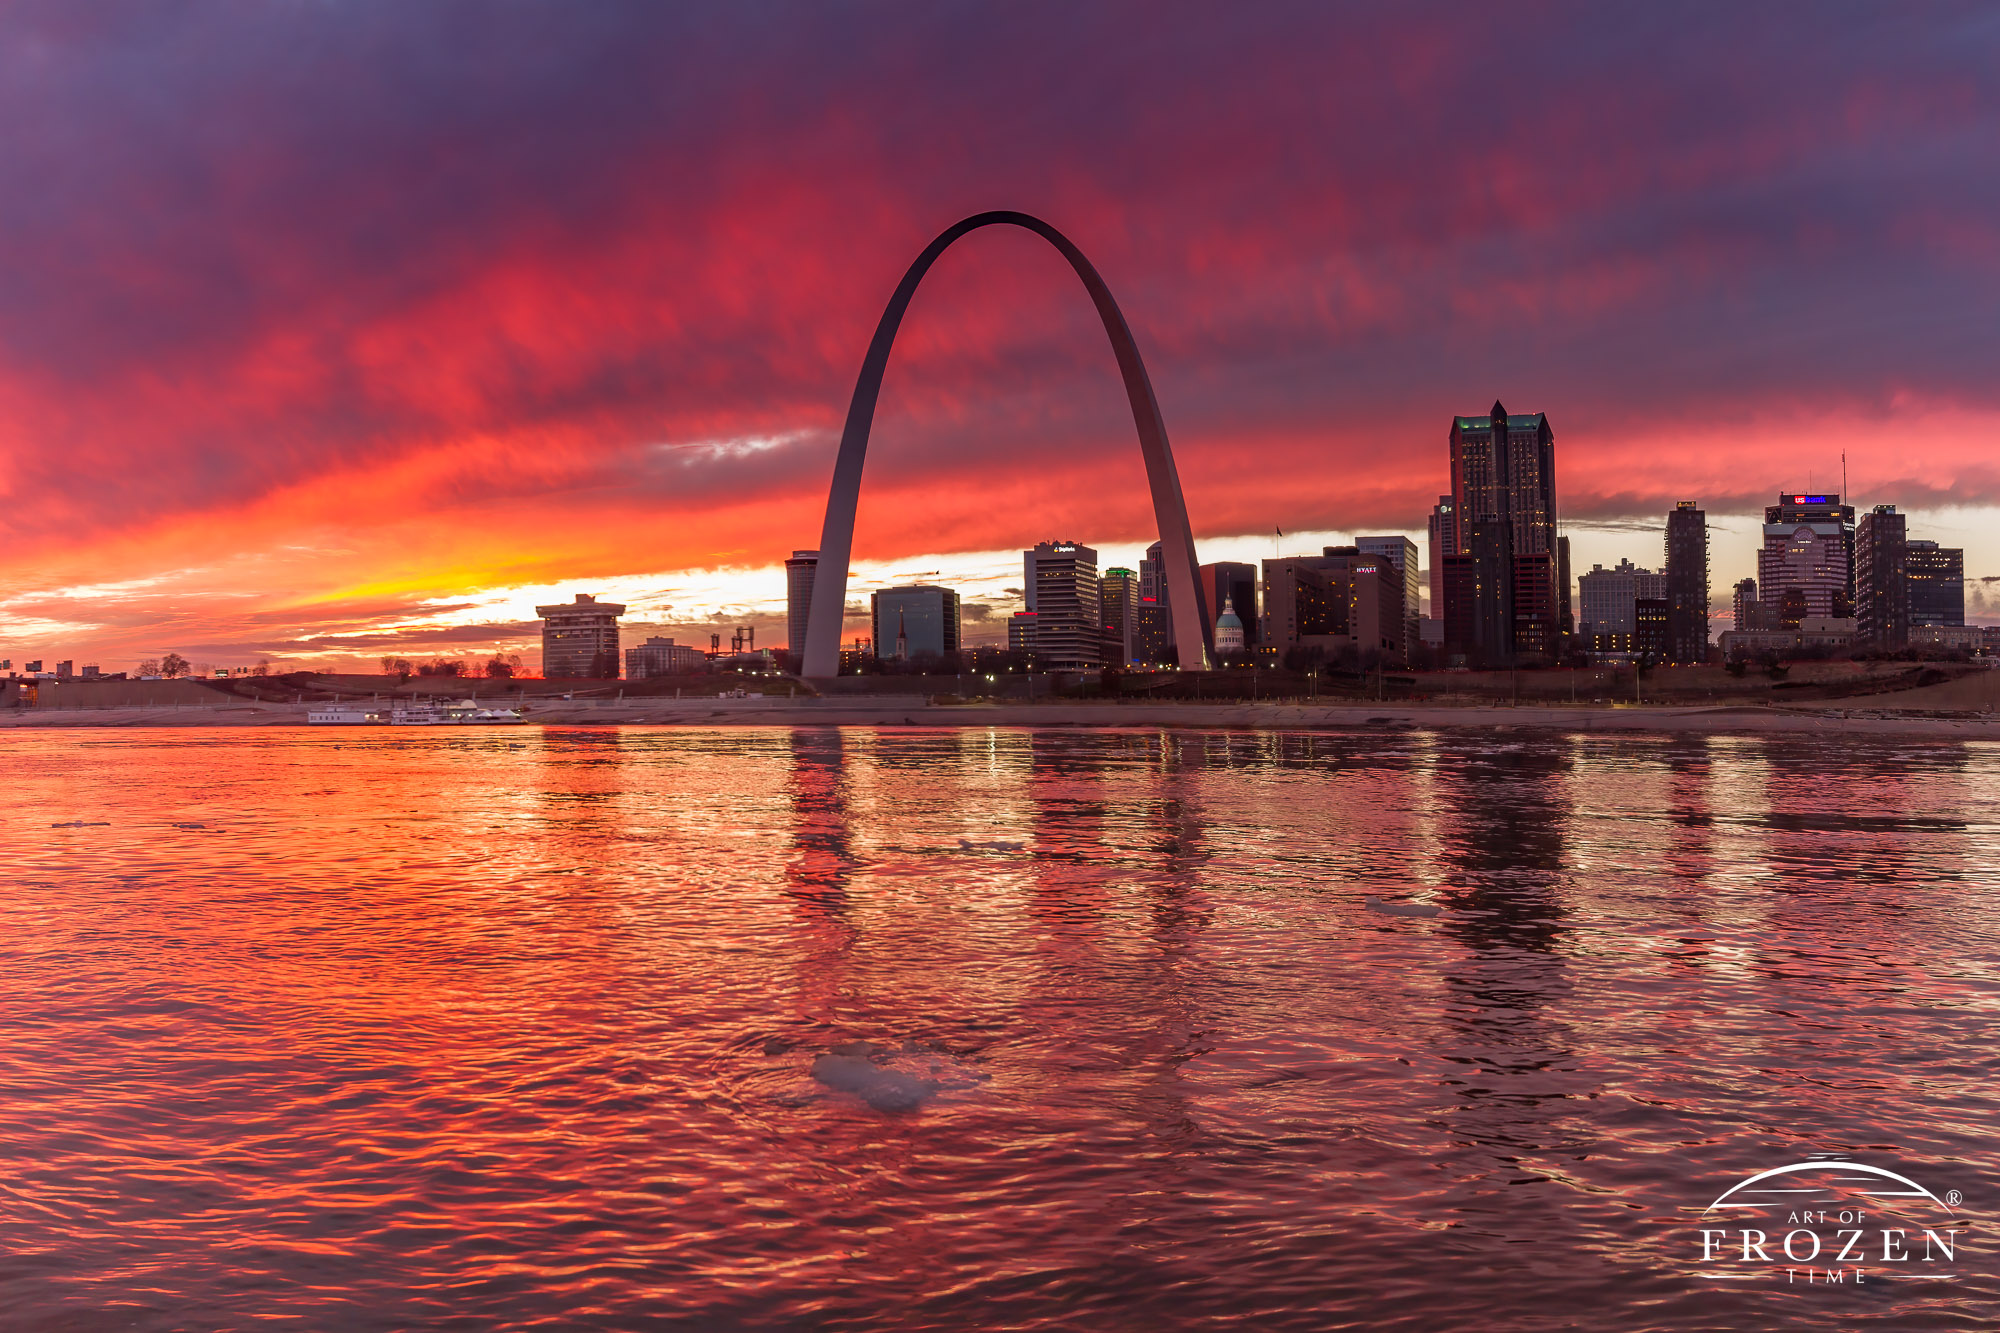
[800, 210, 1211, 679]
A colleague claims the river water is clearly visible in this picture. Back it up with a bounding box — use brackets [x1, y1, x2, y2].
[2, 727, 1995, 1330]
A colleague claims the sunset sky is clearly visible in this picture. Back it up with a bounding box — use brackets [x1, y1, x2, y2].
[2, 2, 1997, 672]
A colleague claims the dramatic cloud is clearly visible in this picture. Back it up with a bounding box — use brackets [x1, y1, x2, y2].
[2, 2, 1996, 667]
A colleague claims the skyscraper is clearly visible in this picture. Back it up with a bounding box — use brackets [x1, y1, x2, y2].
[785, 550, 819, 654]
[537, 593, 625, 678]
[1664, 501, 1709, 664]
[1758, 493, 1855, 622]
[1426, 495, 1456, 624]
[1100, 567, 1139, 666]
[1144, 536, 1168, 644]
[1023, 541, 1101, 670]
[1906, 541, 1965, 627]
[1855, 506, 1909, 648]
[871, 584, 961, 660]
[1439, 402, 1557, 665]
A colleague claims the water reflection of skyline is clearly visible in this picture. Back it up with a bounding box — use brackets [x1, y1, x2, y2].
[6, 726, 1997, 1330]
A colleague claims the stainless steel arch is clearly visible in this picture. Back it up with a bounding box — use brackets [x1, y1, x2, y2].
[800, 210, 1211, 679]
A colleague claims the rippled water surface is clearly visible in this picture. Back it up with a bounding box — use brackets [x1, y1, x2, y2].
[4, 726, 1998, 1330]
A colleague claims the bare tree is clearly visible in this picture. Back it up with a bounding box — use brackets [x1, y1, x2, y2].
[252, 659, 272, 677]
[160, 652, 191, 679]
[137, 658, 160, 677]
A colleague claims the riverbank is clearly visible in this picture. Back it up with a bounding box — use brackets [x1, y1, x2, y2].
[6, 697, 1997, 739]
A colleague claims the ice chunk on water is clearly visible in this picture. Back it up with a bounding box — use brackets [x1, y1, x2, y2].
[1365, 897, 1441, 919]
[810, 1054, 936, 1113]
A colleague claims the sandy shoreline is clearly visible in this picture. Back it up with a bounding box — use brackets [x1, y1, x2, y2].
[5, 698, 1997, 740]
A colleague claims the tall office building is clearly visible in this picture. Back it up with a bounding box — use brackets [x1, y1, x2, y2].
[1426, 495, 1456, 623]
[785, 550, 819, 654]
[1664, 502, 1709, 664]
[1557, 535, 1573, 644]
[1356, 536, 1421, 644]
[1024, 541, 1101, 670]
[1144, 536, 1168, 644]
[1198, 562, 1258, 652]
[537, 593, 625, 677]
[1906, 541, 1965, 627]
[1758, 493, 1856, 622]
[871, 584, 961, 660]
[1438, 402, 1557, 665]
[1132, 598, 1170, 666]
[1856, 506, 1909, 648]
[1100, 567, 1140, 666]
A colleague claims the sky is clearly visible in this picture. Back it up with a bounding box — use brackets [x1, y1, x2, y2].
[2, 1, 1998, 673]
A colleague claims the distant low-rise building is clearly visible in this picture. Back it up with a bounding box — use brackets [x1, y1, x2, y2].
[1719, 617, 1856, 659]
[625, 636, 709, 678]
[1910, 625, 1981, 652]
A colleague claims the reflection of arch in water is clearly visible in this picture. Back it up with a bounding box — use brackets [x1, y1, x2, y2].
[802, 211, 1210, 678]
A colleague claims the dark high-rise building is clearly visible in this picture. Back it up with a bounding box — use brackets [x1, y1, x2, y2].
[1758, 493, 1856, 623]
[1856, 506, 1909, 648]
[1132, 598, 1170, 666]
[1023, 540, 1101, 670]
[1439, 402, 1556, 665]
[1199, 562, 1258, 652]
[1100, 567, 1139, 666]
[1906, 541, 1965, 627]
[1557, 535, 1573, 645]
[785, 550, 819, 654]
[1664, 501, 1709, 664]
[1426, 494, 1456, 626]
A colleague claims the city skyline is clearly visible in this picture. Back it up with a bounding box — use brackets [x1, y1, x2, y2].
[3, 5, 1999, 672]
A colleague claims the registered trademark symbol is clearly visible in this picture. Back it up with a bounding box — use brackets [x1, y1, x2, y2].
[1948, 1191, 1963, 1207]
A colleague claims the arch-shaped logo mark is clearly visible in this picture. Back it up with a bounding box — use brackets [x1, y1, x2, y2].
[800, 211, 1212, 679]
[1704, 1160, 1954, 1214]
